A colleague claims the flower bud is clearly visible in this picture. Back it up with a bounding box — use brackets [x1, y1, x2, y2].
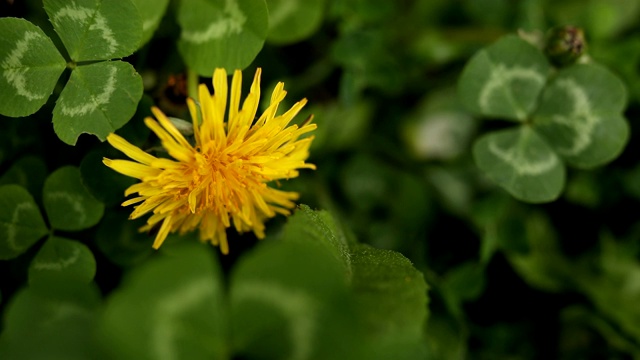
[544, 26, 586, 67]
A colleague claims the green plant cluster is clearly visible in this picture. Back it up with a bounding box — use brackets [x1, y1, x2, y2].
[1, 0, 640, 359]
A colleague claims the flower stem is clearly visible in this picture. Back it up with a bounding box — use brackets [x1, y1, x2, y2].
[186, 69, 199, 100]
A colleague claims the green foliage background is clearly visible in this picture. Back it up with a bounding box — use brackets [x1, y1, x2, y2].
[2, 0, 640, 359]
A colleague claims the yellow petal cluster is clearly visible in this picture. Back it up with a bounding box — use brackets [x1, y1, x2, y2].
[103, 68, 316, 254]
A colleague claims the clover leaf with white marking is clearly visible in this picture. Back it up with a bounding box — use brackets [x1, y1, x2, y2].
[473, 127, 565, 203]
[459, 34, 630, 203]
[0, 18, 66, 117]
[43, 166, 104, 231]
[52, 61, 143, 145]
[42, 0, 144, 145]
[28, 236, 97, 286]
[0, 1, 144, 146]
[44, 0, 142, 62]
[265, 0, 326, 45]
[533, 63, 629, 169]
[0, 165, 102, 287]
[0, 185, 49, 260]
[458, 35, 550, 122]
[130, 0, 171, 47]
[177, 0, 269, 75]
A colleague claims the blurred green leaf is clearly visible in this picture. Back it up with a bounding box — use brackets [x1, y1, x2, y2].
[44, 0, 142, 61]
[403, 87, 477, 161]
[95, 210, 153, 267]
[329, 0, 397, 24]
[230, 240, 364, 360]
[405, 110, 476, 161]
[0, 118, 42, 168]
[0, 155, 47, 201]
[591, 37, 640, 102]
[99, 243, 227, 360]
[576, 235, 640, 343]
[43, 166, 104, 231]
[441, 261, 485, 306]
[623, 164, 640, 201]
[549, 0, 640, 40]
[309, 101, 372, 153]
[130, 0, 170, 47]
[515, 0, 545, 31]
[389, 172, 433, 230]
[80, 148, 136, 206]
[473, 126, 565, 203]
[0, 283, 102, 360]
[177, 0, 268, 75]
[463, 0, 510, 26]
[472, 194, 529, 264]
[533, 63, 629, 168]
[331, 29, 405, 94]
[0, 184, 48, 260]
[424, 314, 468, 360]
[266, 0, 325, 44]
[340, 154, 392, 213]
[506, 211, 570, 292]
[28, 236, 96, 286]
[0, 18, 65, 117]
[53, 60, 143, 145]
[561, 306, 640, 358]
[564, 170, 600, 207]
[350, 243, 429, 359]
[458, 35, 550, 121]
[426, 166, 475, 216]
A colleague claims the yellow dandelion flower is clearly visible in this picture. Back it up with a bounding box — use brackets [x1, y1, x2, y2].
[103, 68, 316, 254]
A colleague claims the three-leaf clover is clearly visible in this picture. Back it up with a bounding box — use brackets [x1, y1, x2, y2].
[0, 0, 144, 145]
[0, 166, 103, 285]
[458, 35, 628, 203]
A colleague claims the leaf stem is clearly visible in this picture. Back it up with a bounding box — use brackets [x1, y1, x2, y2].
[186, 69, 199, 100]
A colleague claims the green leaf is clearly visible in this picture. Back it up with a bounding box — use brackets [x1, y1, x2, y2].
[130, 0, 170, 47]
[0, 283, 101, 360]
[549, 0, 640, 40]
[472, 193, 529, 264]
[278, 204, 352, 271]
[533, 63, 629, 168]
[29, 236, 96, 285]
[95, 210, 153, 267]
[424, 314, 468, 360]
[80, 148, 136, 206]
[458, 35, 550, 121]
[99, 243, 227, 360]
[230, 241, 365, 360]
[473, 126, 565, 203]
[309, 101, 372, 153]
[349, 243, 429, 358]
[340, 154, 392, 213]
[0, 185, 48, 260]
[441, 262, 485, 304]
[0, 155, 47, 201]
[574, 235, 640, 343]
[0, 18, 66, 117]
[53, 60, 143, 145]
[177, 0, 269, 75]
[266, 0, 325, 44]
[440, 262, 486, 319]
[43, 166, 104, 231]
[44, 0, 142, 61]
[506, 211, 570, 292]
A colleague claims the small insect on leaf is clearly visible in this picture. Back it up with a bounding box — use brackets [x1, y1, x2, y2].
[168, 117, 194, 136]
